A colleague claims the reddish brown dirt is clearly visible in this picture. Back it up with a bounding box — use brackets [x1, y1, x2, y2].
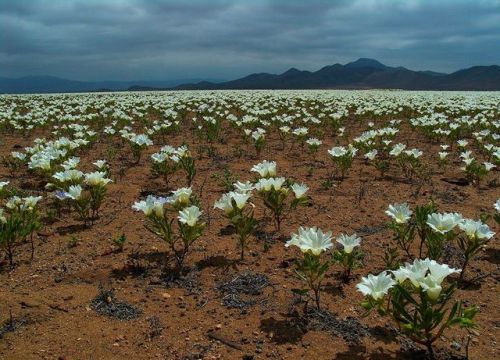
[0, 108, 498, 360]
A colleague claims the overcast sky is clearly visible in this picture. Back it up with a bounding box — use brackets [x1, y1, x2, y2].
[1, 0, 499, 81]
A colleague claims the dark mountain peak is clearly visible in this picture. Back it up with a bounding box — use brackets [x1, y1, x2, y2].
[282, 67, 301, 76]
[317, 63, 343, 72]
[453, 64, 500, 74]
[345, 58, 388, 70]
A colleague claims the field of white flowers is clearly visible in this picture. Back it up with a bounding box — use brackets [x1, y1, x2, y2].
[0, 90, 498, 359]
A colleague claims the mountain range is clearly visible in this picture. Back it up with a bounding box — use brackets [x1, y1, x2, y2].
[176, 58, 500, 91]
[1, 58, 499, 93]
[0, 76, 224, 94]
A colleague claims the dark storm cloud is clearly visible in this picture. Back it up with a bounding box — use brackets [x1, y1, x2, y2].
[1, 0, 499, 81]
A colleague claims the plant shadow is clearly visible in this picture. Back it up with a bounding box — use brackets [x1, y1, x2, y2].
[259, 316, 305, 344]
[196, 254, 232, 270]
[110, 251, 167, 280]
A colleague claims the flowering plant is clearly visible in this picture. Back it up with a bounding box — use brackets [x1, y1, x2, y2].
[61, 185, 90, 223]
[176, 146, 197, 186]
[133, 188, 204, 274]
[385, 202, 415, 258]
[286, 226, 333, 309]
[456, 219, 494, 281]
[251, 161, 308, 231]
[331, 233, 363, 282]
[150, 148, 180, 187]
[84, 171, 112, 218]
[358, 259, 477, 359]
[214, 186, 256, 260]
[251, 129, 266, 156]
[328, 145, 357, 180]
[386, 201, 462, 261]
[1, 196, 42, 266]
[0, 181, 10, 199]
[128, 133, 153, 163]
[306, 138, 322, 158]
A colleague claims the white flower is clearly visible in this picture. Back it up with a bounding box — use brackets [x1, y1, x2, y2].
[170, 187, 192, 206]
[365, 149, 378, 160]
[389, 143, 406, 157]
[84, 171, 112, 187]
[291, 183, 308, 199]
[460, 150, 472, 160]
[0, 208, 6, 224]
[131, 134, 153, 147]
[229, 191, 251, 209]
[426, 213, 462, 234]
[391, 268, 409, 284]
[251, 131, 264, 141]
[420, 275, 442, 300]
[306, 138, 322, 147]
[62, 157, 80, 170]
[279, 126, 290, 133]
[336, 233, 361, 254]
[251, 160, 277, 178]
[11, 152, 27, 161]
[151, 152, 168, 163]
[457, 139, 468, 147]
[356, 272, 395, 300]
[93, 160, 107, 169]
[269, 177, 286, 191]
[328, 146, 347, 158]
[405, 148, 423, 158]
[484, 162, 495, 171]
[0, 181, 9, 191]
[438, 152, 448, 160]
[233, 181, 254, 194]
[459, 219, 495, 240]
[178, 205, 202, 226]
[427, 260, 461, 283]
[255, 177, 286, 192]
[214, 193, 233, 215]
[23, 196, 42, 209]
[53, 169, 83, 183]
[401, 258, 431, 287]
[66, 185, 83, 201]
[132, 195, 167, 217]
[495, 199, 500, 212]
[5, 196, 22, 209]
[285, 226, 333, 255]
[292, 127, 308, 136]
[255, 178, 273, 192]
[385, 203, 412, 224]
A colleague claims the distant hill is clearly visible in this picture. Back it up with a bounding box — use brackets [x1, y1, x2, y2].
[175, 58, 500, 91]
[1, 59, 498, 93]
[0, 76, 224, 94]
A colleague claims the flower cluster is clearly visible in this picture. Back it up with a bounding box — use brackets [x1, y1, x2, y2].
[133, 187, 204, 274]
[251, 160, 309, 231]
[357, 259, 477, 356]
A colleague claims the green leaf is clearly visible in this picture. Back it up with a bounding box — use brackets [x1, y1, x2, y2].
[291, 288, 309, 296]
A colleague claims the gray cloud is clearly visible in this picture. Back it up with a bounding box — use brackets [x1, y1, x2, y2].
[1, 0, 499, 81]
